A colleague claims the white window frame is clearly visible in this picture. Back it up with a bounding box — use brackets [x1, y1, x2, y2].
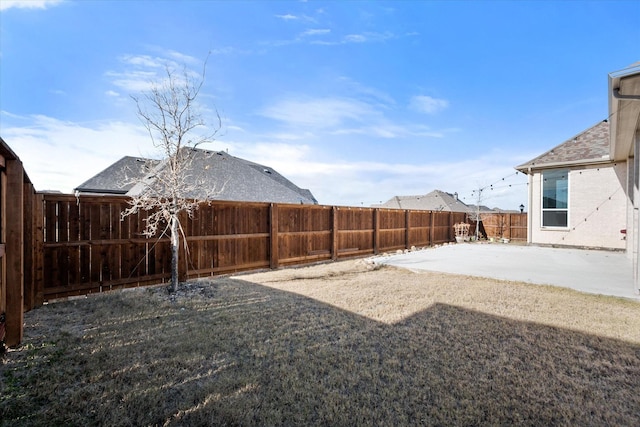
[541, 169, 569, 229]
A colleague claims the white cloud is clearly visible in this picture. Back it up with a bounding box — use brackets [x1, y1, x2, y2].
[105, 52, 207, 94]
[1, 110, 527, 210]
[120, 54, 163, 68]
[220, 133, 527, 210]
[0, 113, 154, 192]
[105, 70, 158, 92]
[300, 29, 331, 37]
[275, 13, 316, 23]
[336, 76, 396, 107]
[297, 155, 523, 209]
[275, 13, 298, 20]
[260, 97, 377, 128]
[166, 50, 199, 64]
[105, 90, 120, 97]
[344, 34, 367, 43]
[312, 31, 396, 46]
[0, 0, 63, 11]
[409, 95, 449, 114]
[259, 93, 454, 140]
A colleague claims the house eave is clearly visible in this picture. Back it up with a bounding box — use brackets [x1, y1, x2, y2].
[608, 64, 640, 160]
[515, 157, 614, 174]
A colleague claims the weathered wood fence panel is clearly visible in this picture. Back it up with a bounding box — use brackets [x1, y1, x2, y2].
[33, 197, 532, 306]
[377, 209, 406, 251]
[184, 202, 271, 277]
[40, 195, 173, 300]
[408, 210, 432, 247]
[33, 195, 477, 302]
[480, 213, 527, 241]
[336, 207, 375, 257]
[277, 204, 333, 266]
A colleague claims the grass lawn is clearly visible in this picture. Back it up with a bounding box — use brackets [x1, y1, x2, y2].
[2, 259, 639, 426]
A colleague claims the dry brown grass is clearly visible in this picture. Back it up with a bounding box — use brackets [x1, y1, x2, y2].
[2, 259, 640, 426]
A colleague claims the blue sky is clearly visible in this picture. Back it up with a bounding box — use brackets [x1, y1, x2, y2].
[1, 0, 638, 209]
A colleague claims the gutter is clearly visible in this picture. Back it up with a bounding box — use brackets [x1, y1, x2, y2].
[74, 188, 129, 195]
[612, 88, 640, 101]
[515, 157, 614, 174]
[528, 166, 533, 244]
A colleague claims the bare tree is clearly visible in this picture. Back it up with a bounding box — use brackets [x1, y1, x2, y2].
[122, 61, 221, 292]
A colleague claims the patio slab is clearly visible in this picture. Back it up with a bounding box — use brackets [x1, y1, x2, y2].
[373, 243, 639, 300]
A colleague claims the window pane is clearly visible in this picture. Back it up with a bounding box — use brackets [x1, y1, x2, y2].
[542, 211, 567, 227]
[543, 170, 568, 209]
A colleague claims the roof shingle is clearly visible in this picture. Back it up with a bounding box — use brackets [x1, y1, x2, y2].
[77, 148, 317, 204]
[516, 120, 610, 171]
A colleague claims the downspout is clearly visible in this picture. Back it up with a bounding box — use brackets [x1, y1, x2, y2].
[528, 166, 533, 244]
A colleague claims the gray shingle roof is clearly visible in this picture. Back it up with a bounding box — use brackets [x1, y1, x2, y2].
[516, 120, 610, 172]
[77, 148, 317, 204]
[75, 156, 160, 194]
[376, 190, 473, 213]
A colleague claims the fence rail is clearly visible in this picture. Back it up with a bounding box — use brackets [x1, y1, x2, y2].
[37, 194, 471, 301]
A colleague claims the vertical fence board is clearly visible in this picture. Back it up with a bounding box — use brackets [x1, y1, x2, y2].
[33, 193, 44, 306]
[23, 183, 35, 311]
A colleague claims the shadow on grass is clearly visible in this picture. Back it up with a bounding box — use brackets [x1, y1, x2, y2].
[2, 278, 639, 426]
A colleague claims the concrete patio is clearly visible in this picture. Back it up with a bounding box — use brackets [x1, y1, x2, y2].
[373, 243, 639, 300]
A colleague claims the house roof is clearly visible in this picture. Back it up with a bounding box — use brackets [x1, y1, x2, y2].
[78, 148, 318, 205]
[375, 190, 473, 213]
[516, 120, 610, 173]
[76, 156, 161, 194]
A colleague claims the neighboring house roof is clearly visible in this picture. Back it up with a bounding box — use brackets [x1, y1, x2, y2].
[76, 156, 161, 195]
[375, 190, 474, 213]
[77, 148, 318, 205]
[516, 120, 610, 173]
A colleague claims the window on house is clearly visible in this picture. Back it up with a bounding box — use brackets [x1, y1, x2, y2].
[542, 169, 568, 227]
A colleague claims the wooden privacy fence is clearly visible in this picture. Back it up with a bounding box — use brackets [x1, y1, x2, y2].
[479, 212, 527, 241]
[37, 194, 468, 301]
[1, 139, 38, 348]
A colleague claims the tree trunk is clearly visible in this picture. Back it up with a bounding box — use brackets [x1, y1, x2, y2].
[170, 215, 179, 293]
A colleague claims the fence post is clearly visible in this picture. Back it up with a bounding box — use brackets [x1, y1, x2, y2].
[331, 206, 338, 260]
[449, 211, 453, 242]
[23, 183, 35, 311]
[178, 210, 188, 283]
[506, 213, 512, 240]
[405, 210, 411, 249]
[429, 211, 434, 246]
[5, 159, 24, 347]
[33, 193, 45, 307]
[373, 208, 379, 255]
[270, 203, 279, 268]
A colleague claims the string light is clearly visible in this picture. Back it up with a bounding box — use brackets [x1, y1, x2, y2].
[460, 171, 528, 206]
